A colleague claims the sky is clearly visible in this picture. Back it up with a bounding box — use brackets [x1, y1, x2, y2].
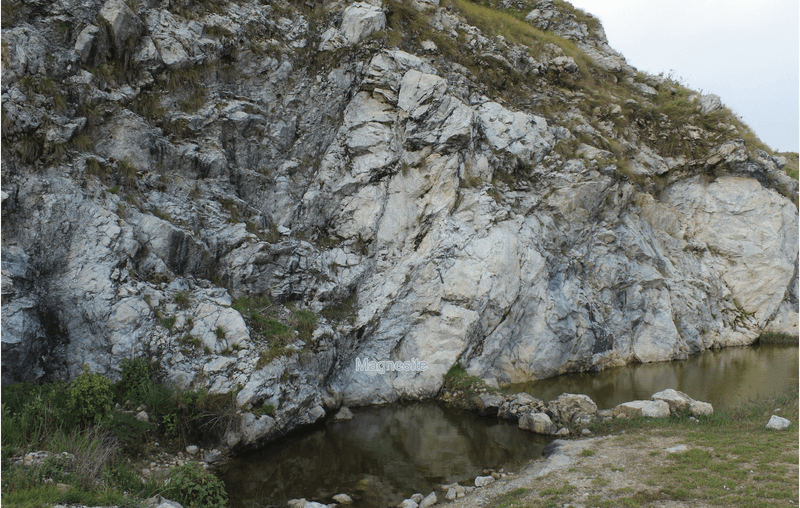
[567, 0, 800, 153]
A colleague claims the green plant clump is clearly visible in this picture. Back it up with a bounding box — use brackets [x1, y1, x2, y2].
[163, 462, 228, 508]
[69, 365, 113, 425]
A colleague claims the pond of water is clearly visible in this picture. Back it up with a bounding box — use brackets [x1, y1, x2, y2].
[220, 343, 798, 507]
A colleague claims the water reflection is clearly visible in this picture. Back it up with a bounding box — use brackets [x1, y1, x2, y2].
[507, 344, 799, 409]
[221, 344, 798, 507]
[220, 402, 550, 508]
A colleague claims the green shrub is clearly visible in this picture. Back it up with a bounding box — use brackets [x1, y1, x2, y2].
[116, 358, 151, 403]
[164, 462, 228, 508]
[69, 365, 113, 425]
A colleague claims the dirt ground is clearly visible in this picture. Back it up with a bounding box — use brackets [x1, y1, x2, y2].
[444, 430, 793, 508]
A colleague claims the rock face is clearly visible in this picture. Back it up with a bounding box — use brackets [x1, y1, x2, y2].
[1, 0, 797, 451]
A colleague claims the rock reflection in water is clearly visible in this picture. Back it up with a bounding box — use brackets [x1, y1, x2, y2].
[507, 344, 799, 410]
[220, 402, 549, 508]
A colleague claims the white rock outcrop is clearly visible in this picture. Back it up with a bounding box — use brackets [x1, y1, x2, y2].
[1, 0, 796, 452]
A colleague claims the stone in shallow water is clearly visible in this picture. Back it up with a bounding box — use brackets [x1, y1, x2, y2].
[519, 412, 556, 435]
[332, 493, 352, 504]
[332, 407, 354, 421]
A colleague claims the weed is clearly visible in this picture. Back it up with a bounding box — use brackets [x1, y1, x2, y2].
[174, 291, 191, 309]
[117, 159, 138, 188]
[321, 296, 357, 324]
[758, 331, 798, 345]
[291, 308, 317, 342]
[163, 462, 228, 508]
[161, 315, 176, 332]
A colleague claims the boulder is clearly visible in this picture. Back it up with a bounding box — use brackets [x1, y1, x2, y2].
[651, 389, 692, 414]
[418, 492, 437, 508]
[473, 392, 504, 416]
[474, 475, 494, 488]
[688, 401, 714, 417]
[766, 415, 791, 430]
[548, 393, 597, 423]
[519, 412, 556, 435]
[641, 400, 670, 418]
[614, 400, 670, 419]
[341, 2, 386, 45]
[699, 94, 723, 114]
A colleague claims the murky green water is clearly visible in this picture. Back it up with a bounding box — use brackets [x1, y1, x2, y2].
[507, 343, 799, 410]
[220, 344, 798, 508]
[220, 403, 550, 508]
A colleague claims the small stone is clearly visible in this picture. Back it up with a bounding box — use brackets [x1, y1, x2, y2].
[203, 449, 223, 464]
[397, 500, 418, 508]
[581, 428, 592, 436]
[766, 415, 791, 430]
[411, 493, 424, 503]
[475, 476, 495, 488]
[418, 492, 437, 508]
[491, 472, 500, 480]
[445, 487, 456, 501]
[332, 493, 352, 504]
[665, 445, 688, 454]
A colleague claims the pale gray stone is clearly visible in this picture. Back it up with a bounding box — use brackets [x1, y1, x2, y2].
[651, 389, 693, 414]
[418, 492, 437, 508]
[766, 415, 791, 430]
[688, 401, 714, 416]
[519, 412, 556, 435]
[332, 493, 352, 504]
[332, 407, 354, 421]
[474, 475, 495, 488]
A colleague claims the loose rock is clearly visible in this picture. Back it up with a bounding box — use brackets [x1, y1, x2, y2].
[766, 415, 792, 430]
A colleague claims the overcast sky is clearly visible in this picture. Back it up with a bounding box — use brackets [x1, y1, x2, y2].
[567, 0, 800, 153]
